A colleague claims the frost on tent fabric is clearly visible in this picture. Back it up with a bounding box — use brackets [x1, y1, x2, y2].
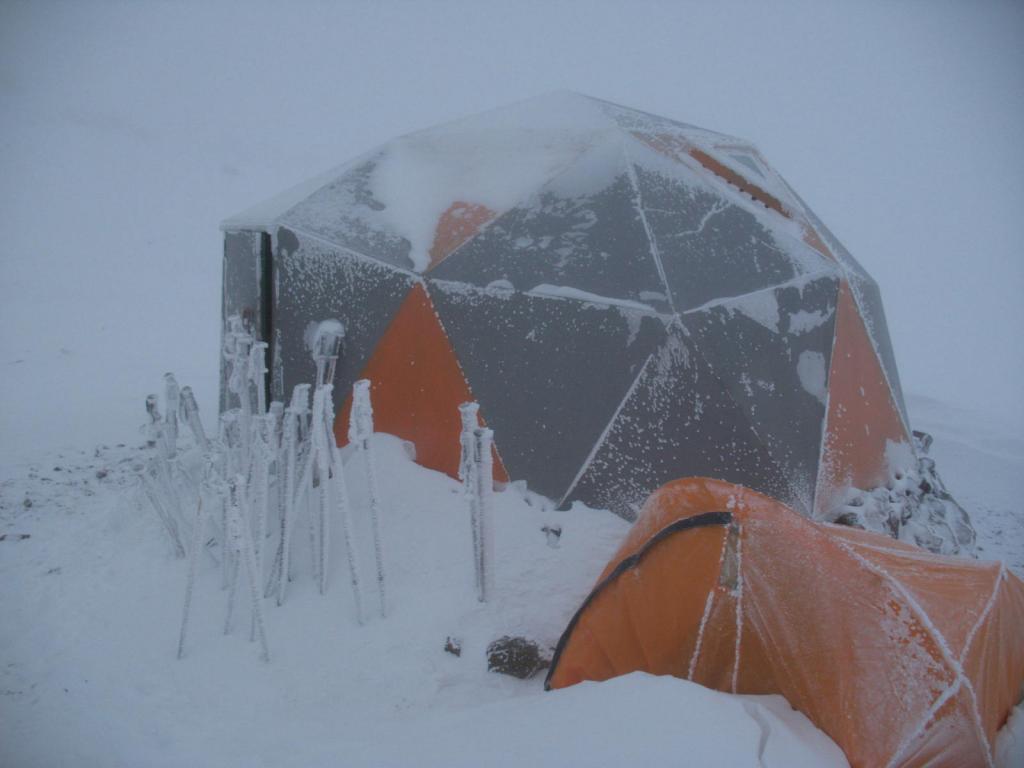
[546, 477, 1024, 768]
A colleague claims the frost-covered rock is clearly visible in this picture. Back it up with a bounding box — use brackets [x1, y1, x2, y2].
[486, 636, 551, 679]
[830, 430, 976, 555]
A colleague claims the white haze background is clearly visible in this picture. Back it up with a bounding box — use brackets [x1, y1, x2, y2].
[1, 0, 1022, 463]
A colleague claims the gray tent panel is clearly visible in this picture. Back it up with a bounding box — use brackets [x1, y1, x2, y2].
[564, 326, 795, 519]
[428, 280, 667, 500]
[278, 156, 415, 272]
[748, 177, 908, 428]
[634, 166, 827, 312]
[274, 227, 416, 413]
[430, 144, 672, 313]
[678, 274, 840, 514]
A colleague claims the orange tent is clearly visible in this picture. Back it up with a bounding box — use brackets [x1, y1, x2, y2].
[546, 477, 1024, 768]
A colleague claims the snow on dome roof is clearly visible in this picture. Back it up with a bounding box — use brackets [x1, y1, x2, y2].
[220, 92, 779, 273]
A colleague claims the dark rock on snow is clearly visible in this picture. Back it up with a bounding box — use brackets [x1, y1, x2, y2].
[486, 636, 551, 679]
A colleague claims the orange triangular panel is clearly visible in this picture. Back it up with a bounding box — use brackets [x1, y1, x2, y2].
[815, 281, 910, 516]
[336, 283, 508, 483]
[426, 201, 496, 271]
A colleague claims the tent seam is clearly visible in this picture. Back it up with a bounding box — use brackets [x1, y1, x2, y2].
[557, 352, 655, 508]
[959, 564, 1005, 667]
[619, 136, 678, 315]
[678, 269, 836, 318]
[811, 286, 839, 520]
[275, 224, 421, 279]
[688, 590, 716, 682]
[768, 172, 911, 436]
[687, 531, 731, 681]
[416, 281, 512, 479]
[731, 525, 744, 694]
[681, 325, 801, 510]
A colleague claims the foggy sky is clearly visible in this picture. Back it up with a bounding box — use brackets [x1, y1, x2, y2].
[1, 0, 1021, 458]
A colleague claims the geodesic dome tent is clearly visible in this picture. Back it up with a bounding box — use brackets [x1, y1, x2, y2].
[220, 92, 913, 521]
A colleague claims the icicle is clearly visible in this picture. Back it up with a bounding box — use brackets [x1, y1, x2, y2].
[351, 379, 387, 617]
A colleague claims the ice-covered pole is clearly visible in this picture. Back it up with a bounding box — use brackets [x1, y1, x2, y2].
[310, 386, 332, 595]
[459, 402, 483, 598]
[164, 373, 180, 450]
[226, 476, 270, 662]
[311, 320, 344, 389]
[473, 427, 495, 602]
[249, 342, 268, 416]
[319, 384, 364, 623]
[234, 333, 253, 471]
[179, 386, 209, 451]
[272, 385, 308, 605]
[350, 379, 386, 617]
[145, 394, 162, 449]
[458, 402, 480, 484]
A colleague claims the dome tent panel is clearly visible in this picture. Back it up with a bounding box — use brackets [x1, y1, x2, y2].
[428, 279, 665, 503]
[425, 201, 497, 272]
[814, 280, 911, 520]
[278, 154, 416, 272]
[333, 282, 508, 483]
[678, 273, 840, 515]
[844, 271, 910, 430]
[626, 139, 834, 313]
[563, 328, 795, 518]
[430, 137, 673, 313]
[752, 171, 911, 429]
[272, 227, 416, 412]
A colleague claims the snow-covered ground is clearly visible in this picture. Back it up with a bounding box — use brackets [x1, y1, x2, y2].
[0, 390, 1021, 767]
[1, 429, 847, 767]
